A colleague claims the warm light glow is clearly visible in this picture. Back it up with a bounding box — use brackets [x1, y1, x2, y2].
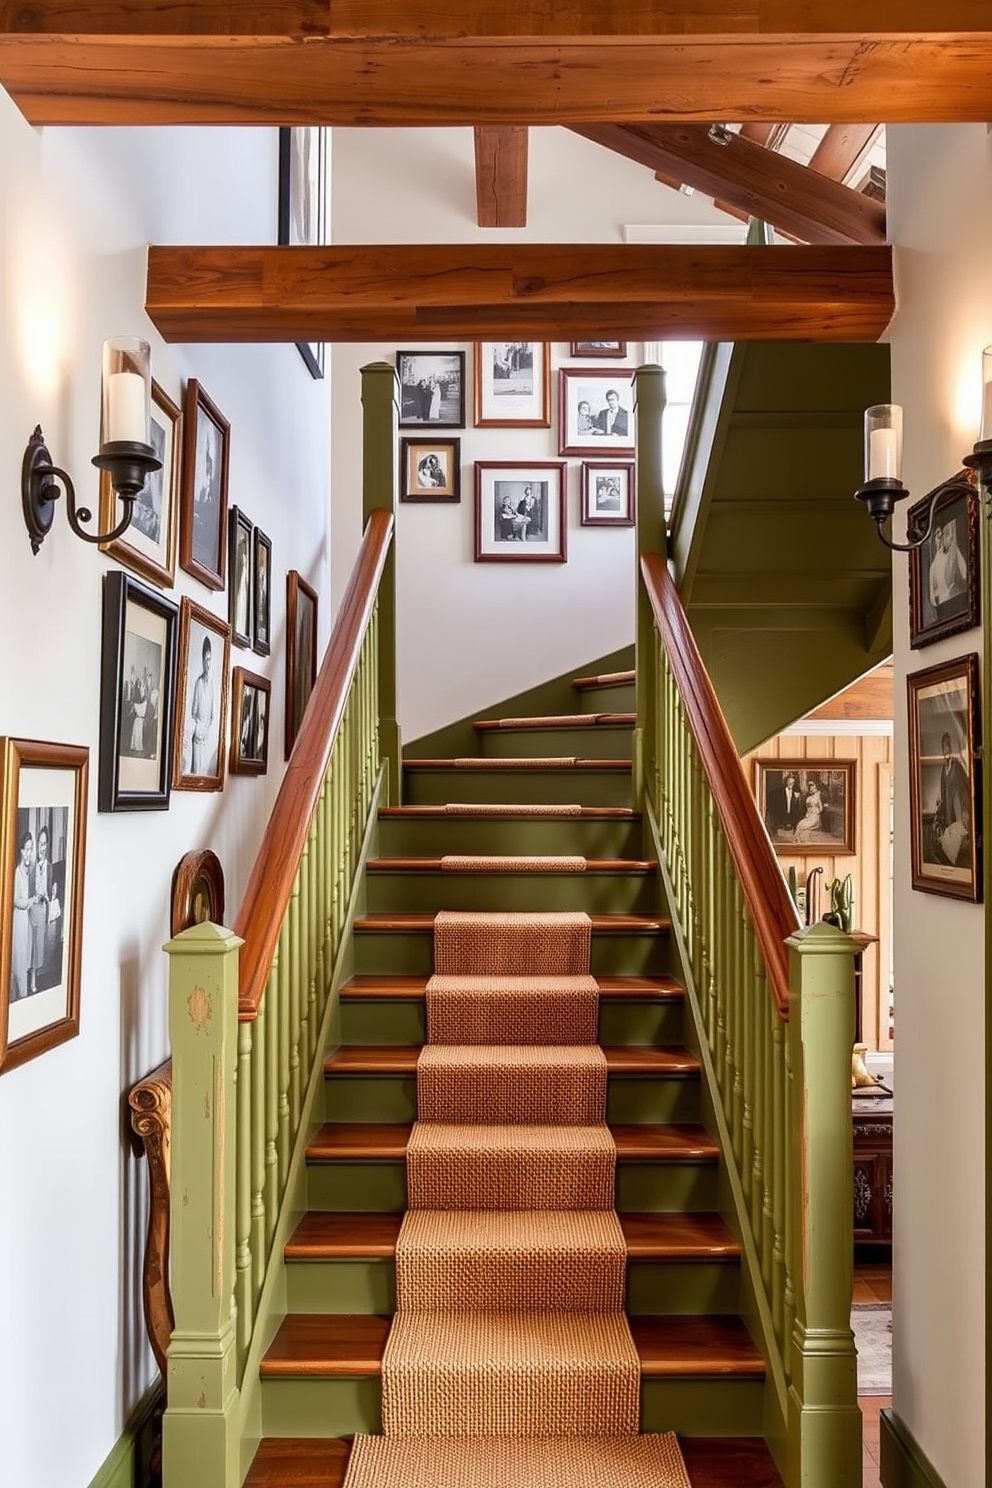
[10, 196, 74, 400]
[950, 353, 985, 447]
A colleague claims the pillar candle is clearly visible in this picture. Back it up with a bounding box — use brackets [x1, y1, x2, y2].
[868, 427, 898, 481]
[107, 371, 147, 444]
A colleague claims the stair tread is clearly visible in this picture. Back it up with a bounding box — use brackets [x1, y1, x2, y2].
[286, 1212, 404, 1257]
[618, 1212, 740, 1257]
[572, 670, 636, 690]
[379, 805, 640, 819]
[340, 973, 683, 1001]
[306, 1122, 719, 1161]
[323, 1045, 700, 1075]
[353, 912, 670, 933]
[261, 1314, 390, 1375]
[403, 758, 632, 770]
[473, 713, 635, 730]
[629, 1316, 765, 1376]
[366, 857, 656, 872]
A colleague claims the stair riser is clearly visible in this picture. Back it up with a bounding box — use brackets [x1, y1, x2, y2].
[378, 817, 642, 857]
[478, 727, 633, 759]
[354, 930, 670, 977]
[339, 997, 686, 1047]
[322, 1075, 700, 1126]
[576, 683, 636, 713]
[641, 1377, 765, 1436]
[402, 769, 632, 807]
[261, 1377, 381, 1439]
[365, 872, 657, 915]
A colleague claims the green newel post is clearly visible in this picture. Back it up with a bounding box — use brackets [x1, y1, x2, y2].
[785, 921, 862, 1488]
[361, 360, 401, 805]
[162, 922, 244, 1488]
[633, 364, 667, 834]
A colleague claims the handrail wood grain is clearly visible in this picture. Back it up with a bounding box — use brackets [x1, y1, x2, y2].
[235, 509, 394, 1019]
[641, 551, 799, 1018]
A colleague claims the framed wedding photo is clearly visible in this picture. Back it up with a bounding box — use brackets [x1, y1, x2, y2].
[286, 571, 318, 758]
[474, 342, 550, 428]
[396, 351, 465, 429]
[570, 341, 627, 358]
[173, 598, 231, 793]
[908, 472, 979, 650]
[278, 126, 328, 379]
[171, 848, 225, 936]
[98, 573, 179, 813]
[474, 462, 567, 563]
[581, 462, 635, 527]
[0, 738, 88, 1076]
[180, 380, 230, 592]
[228, 506, 253, 649]
[230, 668, 271, 777]
[401, 438, 461, 503]
[99, 379, 181, 589]
[559, 369, 636, 458]
[253, 527, 272, 657]
[907, 653, 981, 901]
[754, 759, 856, 857]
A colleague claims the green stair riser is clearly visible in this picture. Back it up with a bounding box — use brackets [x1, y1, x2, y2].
[322, 1074, 700, 1125]
[402, 769, 632, 808]
[365, 871, 657, 916]
[378, 817, 642, 857]
[354, 930, 670, 978]
[287, 1257, 396, 1314]
[339, 996, 686, 1047]
[261, 1376, 381, 1439]
[640, 1377, 765, 1437]
[478, 726, 633, 759]
[598, 1001, 685, 1045]
[576, 683, 636, 713]
[616, 1162, 719, 1213]
[308, 1161, 408, 1213]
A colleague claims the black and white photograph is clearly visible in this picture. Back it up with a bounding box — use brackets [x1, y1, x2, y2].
[173, 598, 231, 792]
[400, 437, 461, 502]
[229, 506, 253, 648]
[100, 380, 182, 589]
[180, 379, 230, 591]
[570, 341, 627, 358]
[397, 351, 465, 429]
[474, 342, 550, 427]
[908, 474, 980, 649]
[559, 369, 636, 457]
[755, 760, 857, 856]
[908, 653, 981, 900]
[581, 462, 635, 526]
[286, 571, 318, 758]
[278, 126, 328, 379]
[474, 462, 566, 563]
[231, 668, 271, 776]
[0, 739, 88, 1076]
[253, 527, 272, 656]
[99, 573, 178, 812]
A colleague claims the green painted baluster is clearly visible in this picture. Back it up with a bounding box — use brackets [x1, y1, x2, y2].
[305, 824, 319, 1067]
[771, 1005, 787, 1355]
[250, 998, 267, 1303]
[288, 871, 303, 1135]
[741, 919, 755, 1215]
[704, 793, 718, 1049]
[163, 923, 243, 1488]
[722, 854, 736, 1133]
[759, 965, 776, 1291]
[329, 745, 342, 966]
[235, 1019, 253, 1368]
[714, 838, 729, 1107]
[783, 1026, 796, 1384]
[263, 957, 280, 1248]
[785, 922, 861, 1488]
[361, 361, 401, 804]
[315, 782, 329, 1016]
[731, 891, 745, 1162]
[633, 364, 667, 838]
[276, 923, 292, 1184]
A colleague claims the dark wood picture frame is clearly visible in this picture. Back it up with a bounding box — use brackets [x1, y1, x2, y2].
[474, 461, 567, 564]
[474, 342, 551, 428]
[99, 379, 182, 589]
[170, 848, 225, 936]
[570, 341, 627, 358]
[179, 379, 230, 592]
[559, 368, 636, 458]
[278, 126, 328, 379]
[230, 668, 271, 777]
[253, 527, 272, 657]
[286, 571, 318, 758]
[173, 597, 231, 793]
[907, 652, 982, 902]
[396, 351, 466, 429]
[400, 437, 461, 503]
[581, 461, 635, 526]
[98, 572, 179, 813]
[228, 506, 253, 649]
[908, 471, 980, 649]
[755, 758, 857, 857]
[0, 738, 88, 1076]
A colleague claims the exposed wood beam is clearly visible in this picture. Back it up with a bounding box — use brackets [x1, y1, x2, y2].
[573, 124, 885, 245]
[144, 243, 894, 344]
[474, 126, 528, 229]
[809, 123, 879, 183]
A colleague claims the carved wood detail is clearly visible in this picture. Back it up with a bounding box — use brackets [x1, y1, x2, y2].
[128, 1058, 175, 1378]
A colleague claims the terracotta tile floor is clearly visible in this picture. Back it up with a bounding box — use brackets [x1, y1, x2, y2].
[855, 1256, 892, 1488]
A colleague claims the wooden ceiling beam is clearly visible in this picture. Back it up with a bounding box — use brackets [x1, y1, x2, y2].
[809, 124, 879, 182]
[144, 243, 894, 344]
[474, 126, 528, 228]
[573, 124, 885, 245]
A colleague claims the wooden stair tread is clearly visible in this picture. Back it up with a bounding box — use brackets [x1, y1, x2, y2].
[306, 1122, 719, 1161]
[402, 758, 632, 770]
[323, 1045, 699, 1075]
[340, 973, 683, 1001]
[618, 1212, 740, 1257]
[353, 912, 670, 933]
[365, 857, 656, 872]
[286, 1212, 403, 1258]
[611, 1124, 720, 1159]
[261, 1314, 390, 1375]
[572, 669, 636, 689]
[473, 713, 635, 730]
[629, 1316, 765, 1377]
[680, 1437, 785, 1487]
[378, 805, 640, 819]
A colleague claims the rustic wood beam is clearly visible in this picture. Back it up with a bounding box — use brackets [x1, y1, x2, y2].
[809, 123, 879, 183]
[474, 126, 528, 228]
[144, 243, 894, 344]
[573, 124, 885, 245]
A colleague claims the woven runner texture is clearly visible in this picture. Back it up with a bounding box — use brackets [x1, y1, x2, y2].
[344, 1433, 691, 1488]
[440, 854, 587, 872]
[443, 802, 583, 815]
[426, 974, 600, 1046]
[407, 1122, 616, 1211]
[417, 1044, 607, 1125]
[434, 910, 592, 976]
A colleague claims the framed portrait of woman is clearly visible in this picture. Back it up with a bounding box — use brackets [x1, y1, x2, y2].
[907, 473, 979, 649]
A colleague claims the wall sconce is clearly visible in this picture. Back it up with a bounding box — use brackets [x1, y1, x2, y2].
[22, 337, 162, 555]
[854, 348, 992, 552]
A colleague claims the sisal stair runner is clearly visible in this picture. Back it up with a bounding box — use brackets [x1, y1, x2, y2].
[342, 910, 691, 1488]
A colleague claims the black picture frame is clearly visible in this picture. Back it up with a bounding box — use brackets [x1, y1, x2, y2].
[907, 471, 980, 649]
[396, 350, 466, 429]
[907, 653, 982, 902]
[179, 379, 230, 592]
[98, 573, 179, 813]
[400, 437, 461, 503]
[253, 527, 272, 656]
[230, 668, 271, 777]
[228, 506, 253, 649]
[278, 126, 328, 379]
[286, 571, 318, 758]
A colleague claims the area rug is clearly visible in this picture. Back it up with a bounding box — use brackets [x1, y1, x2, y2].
[852, 1303, 892, 1395]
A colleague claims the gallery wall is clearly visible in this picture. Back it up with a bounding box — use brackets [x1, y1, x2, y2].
[0, 102, 331, 1488]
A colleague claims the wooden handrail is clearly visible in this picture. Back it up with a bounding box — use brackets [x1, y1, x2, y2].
[641, 551, 800, 1018]
[235, 508, 394, 1018]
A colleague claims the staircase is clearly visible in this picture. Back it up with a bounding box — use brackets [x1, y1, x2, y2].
[244, 669, 785, 1487]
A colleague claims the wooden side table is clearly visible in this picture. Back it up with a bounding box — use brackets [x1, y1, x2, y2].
[852, 1086, 893, 1246]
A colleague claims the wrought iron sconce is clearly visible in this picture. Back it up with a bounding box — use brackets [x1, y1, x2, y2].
[22, 337, 162, 555]
[854, 348, 992, 552]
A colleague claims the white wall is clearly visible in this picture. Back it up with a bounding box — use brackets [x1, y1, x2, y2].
[0, 101, 331, 1488]
[886, 124, 988, 1488]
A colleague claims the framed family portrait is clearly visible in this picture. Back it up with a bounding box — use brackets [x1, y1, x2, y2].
[180, 380, 230, 592]
[253, 527, 272, 656]
[99, 380, 182, 589]
[278, 126, 328, 379]
[228, 506, 253, 648]
[173, 598, 231, 792]
[559, 369, 636, 457]
[0, 738, 88, 1076]
[908, 473, 980, 649]
[231, 668, 271, 776]
[755, 759, 856, 856]
[474, 462, 567, 563]
[286, 571, 318, 758]
[474, 342, 550, 428]
[400, 438, 461, 503]
[581, 462, 635, 526]
[571, 341, 627, 358]
[396, 351, 465, 429]
[171, 848, 225, 936]
[98, 573, 179, 813]
[907, 653, 981, 901]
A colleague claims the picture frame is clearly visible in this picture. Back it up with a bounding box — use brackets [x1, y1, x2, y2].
[98, 572, 179, 813]
[400, 437, 461, 503]
[230, 668, 271, 777]
[474, 462, 567, 564]
[570, 341, 627, 358]
[286, 571, 319, 758]
[908, 471, 980, 650]
[173, 598, 231, 793]
[396, 351, 465, 429]
[99, 379, 181, 589]
[474, 342, 550, 428]
[253, 527, 272, 656]
[907, 653, 981, 901]
[0, 738, 88, 1076]
[581, 462, 635, 527]
[559, 369, 636, 458]
[278, 126, 328, 379]
[179, 379, 230, 592]
[170, 848, 225, 936]
[228, 506, 253, 649]
[755, 759, 857, 856]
